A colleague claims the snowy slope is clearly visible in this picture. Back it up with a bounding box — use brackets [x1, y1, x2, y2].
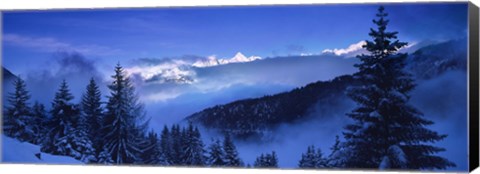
[1, 135, 82, 164]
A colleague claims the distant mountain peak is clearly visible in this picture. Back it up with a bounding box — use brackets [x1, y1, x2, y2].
[194, 52, 261, 68]
[233, 52, 247, 60]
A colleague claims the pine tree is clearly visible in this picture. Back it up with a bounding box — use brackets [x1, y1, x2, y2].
[223, 133, 243, 167]
[169, 124, 183, 165]
[3, 77, 35, 142]
[254, 153, 265, 168]
[207, 138, 226, 167]
[254, 151, 278, 168]
[341, 6, 455, 170]
[56, 124, 96, 162]
[298, 145, 316, 168]
[181, 123, 206, 166]
[160, 125, 173, 164]
[81, 78, 104, 159]
[42, 80, 95, 162]
[42, 80, 78, 155]
[144, 130, 168, 165]
[269, 151, 278, 168]
[326, 135, 345, 168]
[99, 63, 149, 164]
[313, 148, 327, 168]
[31, 101, 48, 145]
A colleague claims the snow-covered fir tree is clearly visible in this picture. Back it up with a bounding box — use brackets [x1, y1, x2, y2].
[143, 130, 168, 165]
[31, 101, 48, 145]
[254, 151, 278, 168]
[169, 124, 183, 165]
[298, 145, 327, 169]
[3, 77, 35, 143]
[254, 154, 265, 168]
[181, 123, 206, 166]
[42, 80, 95, 162]
[99, 63, 149, 164]
[341, 6, 456, 170]
[55, 123, 96, 162]
[223, 133, 243, 167]
[326, 135, 345, 168]
[81, 78, 104, 159]
[42, 80, 78, 155]
[207, 138, 226, 167]
[160, 125, 173, 164]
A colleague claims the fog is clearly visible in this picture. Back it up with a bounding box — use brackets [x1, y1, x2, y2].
[410, 70, 468, 171]
[14, 52, 108, 107]
[234, 94, 356, 167]
[195, 70, 468, 170]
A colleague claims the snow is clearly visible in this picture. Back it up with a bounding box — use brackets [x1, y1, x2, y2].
[378, 145, 407, 169]
[369, 111, 381, 118]
[196, 52, 261, 67]
[388, 145, 407, 167]
[1, 135, 82, 164]
[379, 156, 390, 169]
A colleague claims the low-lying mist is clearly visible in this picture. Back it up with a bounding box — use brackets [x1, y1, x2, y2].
[410, 70, 468, 171]
[194, 70, 467, 170]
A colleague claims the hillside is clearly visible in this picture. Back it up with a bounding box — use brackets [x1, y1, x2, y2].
[1, 135, 82, 164]
[406, 38, 467, 80]
[187, 75, 357, 140]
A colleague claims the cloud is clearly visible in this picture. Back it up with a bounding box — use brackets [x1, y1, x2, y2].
[3, 33, 122, 56]
[124, 52, 262, 87]
[21, 52, 107, 105]
[134, 54, 357, 105]
[192, 52, 261, 68]
[322, 40, 422, 57]
[322, 40, 367, 57]
[125, 58, 196, 87]
[54, 52, 99, 75]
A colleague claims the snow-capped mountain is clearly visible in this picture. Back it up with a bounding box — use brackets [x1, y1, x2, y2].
[192, 56, 221, 68]
[193, 52, 261, 68]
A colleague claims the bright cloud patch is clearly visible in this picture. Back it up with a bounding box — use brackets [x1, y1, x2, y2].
[126, 59, 196, 84]
[322, 41, 367, 57]
[322, 40, 419, 57]
[125, 52, 261, 85]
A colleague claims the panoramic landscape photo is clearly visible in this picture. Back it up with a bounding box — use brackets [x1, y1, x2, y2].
[1, 2, 469, 171]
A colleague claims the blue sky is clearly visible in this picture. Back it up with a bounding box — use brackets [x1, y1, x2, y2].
[2, 2, 467, 75]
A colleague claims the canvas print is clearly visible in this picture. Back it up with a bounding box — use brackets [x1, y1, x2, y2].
[1, 2, 471, 172]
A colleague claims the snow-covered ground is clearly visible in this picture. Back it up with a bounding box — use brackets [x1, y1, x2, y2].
[1, 135, 82, 164]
